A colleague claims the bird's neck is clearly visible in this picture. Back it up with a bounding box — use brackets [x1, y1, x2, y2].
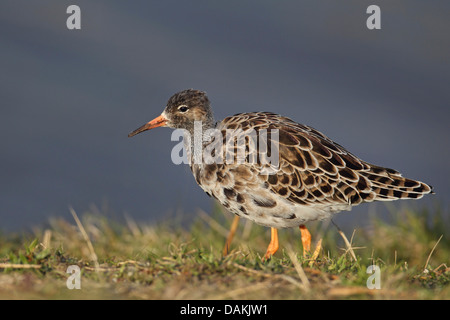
[183, 118, 216, 167]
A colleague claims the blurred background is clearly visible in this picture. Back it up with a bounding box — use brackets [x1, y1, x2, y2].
[1, 1, 449, 231]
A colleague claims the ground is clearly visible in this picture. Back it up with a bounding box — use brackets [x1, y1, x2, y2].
[0, 204, 448, 300]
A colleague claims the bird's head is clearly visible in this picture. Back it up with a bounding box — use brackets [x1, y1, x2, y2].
[128, 89, 214, 137]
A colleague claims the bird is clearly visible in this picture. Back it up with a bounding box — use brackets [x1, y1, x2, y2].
[128, 89, 434, 260]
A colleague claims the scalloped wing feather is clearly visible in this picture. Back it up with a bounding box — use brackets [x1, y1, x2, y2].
[216, 112, 433, 213]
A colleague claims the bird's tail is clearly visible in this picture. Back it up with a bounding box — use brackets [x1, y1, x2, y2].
[360, 164, 434, 202]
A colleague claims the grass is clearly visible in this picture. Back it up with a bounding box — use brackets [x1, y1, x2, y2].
[0, 203, 448, 300]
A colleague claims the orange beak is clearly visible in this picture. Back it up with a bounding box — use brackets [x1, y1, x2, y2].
[128, 114, 168, 137]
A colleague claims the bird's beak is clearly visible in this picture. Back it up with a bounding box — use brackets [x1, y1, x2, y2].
[128, 114, 168, 137]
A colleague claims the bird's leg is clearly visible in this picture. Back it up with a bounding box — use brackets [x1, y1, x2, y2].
[263, 228, 279, 260]
[222, 215, 240, 256]
[299, 224, 311, 257]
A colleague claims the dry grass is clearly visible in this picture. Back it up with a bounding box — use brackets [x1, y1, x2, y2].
[0, 204, 448, 300]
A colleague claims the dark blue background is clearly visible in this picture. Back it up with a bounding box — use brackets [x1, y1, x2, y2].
[1, 1, 448, 230]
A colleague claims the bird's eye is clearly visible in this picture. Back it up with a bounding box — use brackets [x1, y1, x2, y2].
[178, 105, 189, 112]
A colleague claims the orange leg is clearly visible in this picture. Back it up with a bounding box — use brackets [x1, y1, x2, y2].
[222, 215, 240, 256]
[299, 224, 311, 257]
[263, 228, 279, 260]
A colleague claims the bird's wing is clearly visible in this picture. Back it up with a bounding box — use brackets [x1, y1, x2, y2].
[216, 112, 432, 210]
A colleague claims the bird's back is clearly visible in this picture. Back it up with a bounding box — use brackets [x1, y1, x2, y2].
[220, 112, 432, 203]
[192, 111, 433, 227]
